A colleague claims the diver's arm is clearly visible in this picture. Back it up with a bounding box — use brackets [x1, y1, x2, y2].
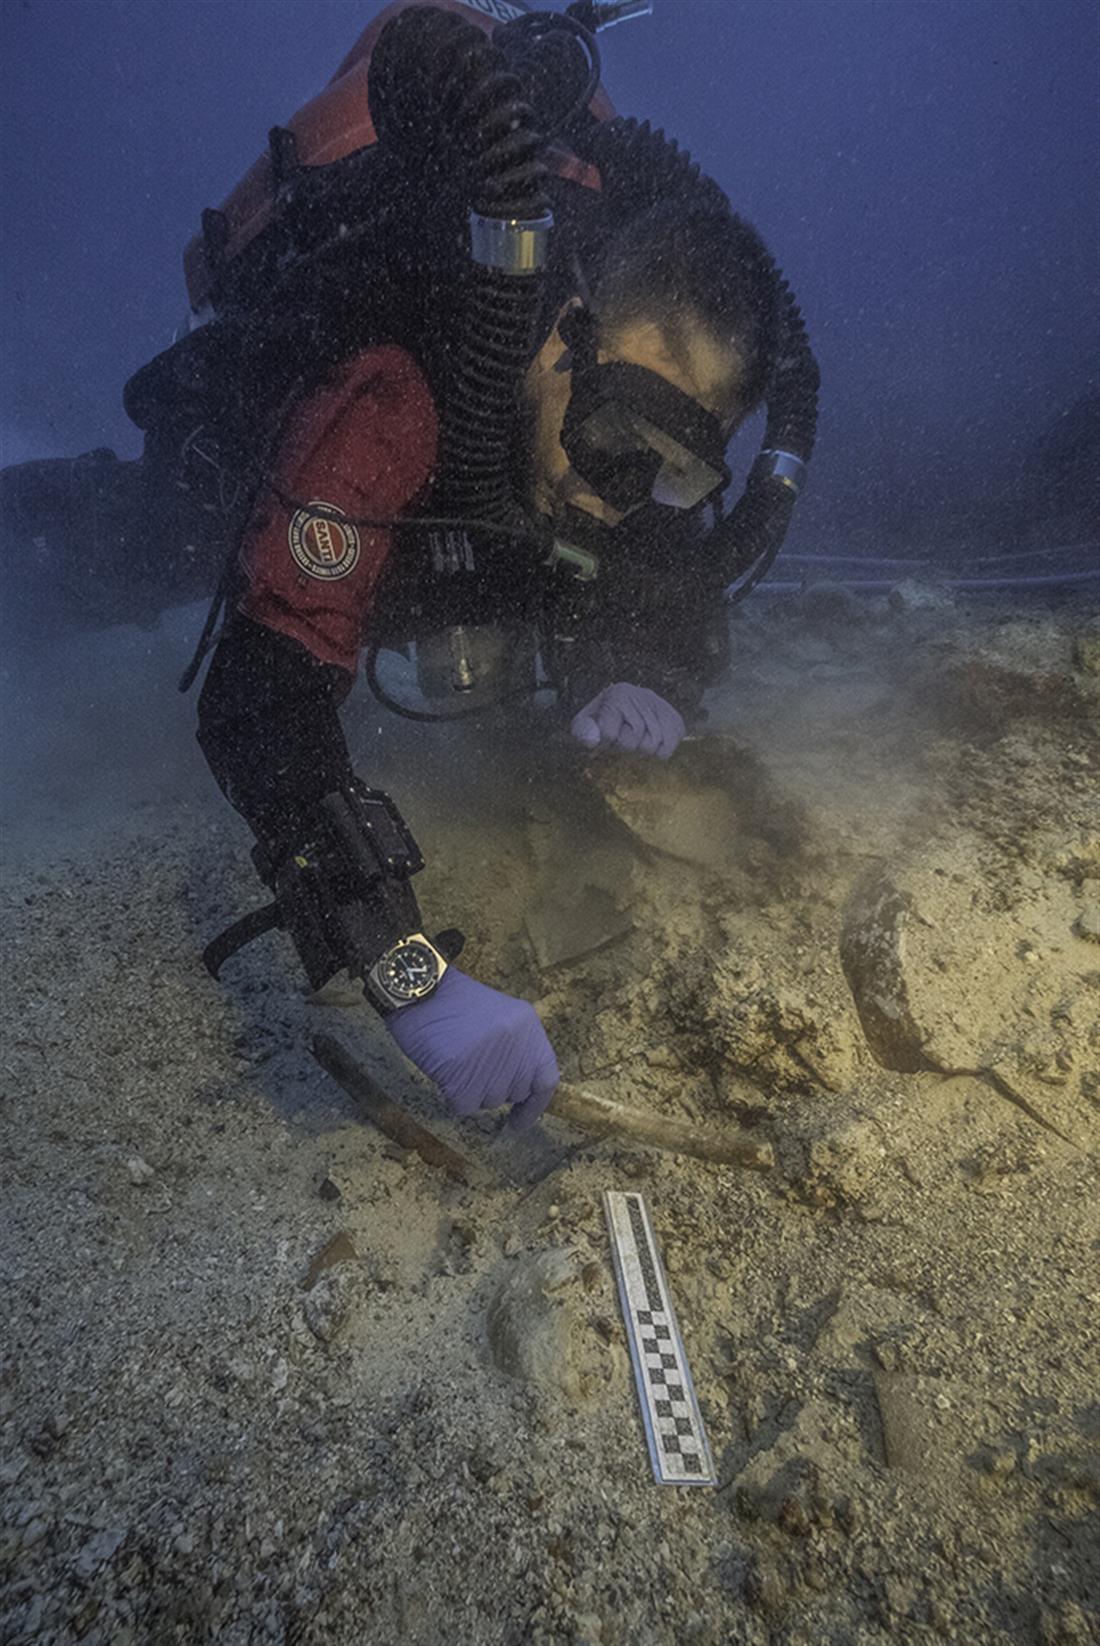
[197, 344, 440, 844]
[198, 611, 431, 1005]
[196, 344, 437, 947]
[197, 606, 559, 1130]
[197, 611, 355, 856]
[196, 346, 559, 1128]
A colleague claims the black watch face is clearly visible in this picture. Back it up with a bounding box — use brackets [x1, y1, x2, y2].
[380, 940, 440, 1002]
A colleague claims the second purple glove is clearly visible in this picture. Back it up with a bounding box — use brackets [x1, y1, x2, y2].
[387, 967, 559, 1132]
[570, 682, 685, 760]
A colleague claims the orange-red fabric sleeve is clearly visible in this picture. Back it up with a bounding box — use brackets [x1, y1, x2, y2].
[238, 345, 438, 672]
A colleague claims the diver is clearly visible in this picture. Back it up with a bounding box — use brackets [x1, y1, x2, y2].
[11, 1, 820, 1132]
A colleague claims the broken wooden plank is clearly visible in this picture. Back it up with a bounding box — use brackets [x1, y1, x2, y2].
[311, 1033, 471, 1184]
[313, 1036, 774, 1174]
[549, 1082, 775, 1172]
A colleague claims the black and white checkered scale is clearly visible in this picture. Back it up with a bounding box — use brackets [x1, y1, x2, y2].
[605, 1191, 716, 1486]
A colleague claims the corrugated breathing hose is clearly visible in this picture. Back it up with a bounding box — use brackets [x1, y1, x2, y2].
[369, 6, 552, 526]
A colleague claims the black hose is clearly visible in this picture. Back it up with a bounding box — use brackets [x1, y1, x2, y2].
[713, 268, 820, 604]
[574, 115, 731, 218]
[369, 6, 551, 526]
[491, 12, 601, 143]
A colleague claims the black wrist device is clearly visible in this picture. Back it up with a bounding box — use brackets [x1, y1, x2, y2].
[259, 782, 425, 992]
[203, 780, 463, 991]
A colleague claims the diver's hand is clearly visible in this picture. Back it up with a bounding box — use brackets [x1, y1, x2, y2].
[386, 968, 559, 1132]
[571, 682, 685, 760]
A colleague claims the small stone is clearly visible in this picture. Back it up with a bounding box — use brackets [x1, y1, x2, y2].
[303, 1271, 352, 1344]
[317, 1176, 342, 1202]
[978, 1444, 1017, 1479]
[302, 1231, 357, 1291]
[28, 1427, 56, 1458]
[21, 1517, 48, 1549]
[883, 1575, 917, 1617]
[1073, 908, 1100, 944]
[468, 1448, 501, 1485]
[928, 1597, 954, 1636]
[744, 1563, 787, 1619]
[1040, 1600, 1094, 1645]
[270, 1359, 289, 1393]
[19, 1597, 44, 1636]
[888, 578, 955, 615]
[72, 1526, 127, 1579]
[0, 1456, 27, 1487]
[777, 1497, 811, 1537]
[486, 1249, 600, 1405]
[70, 1595, 100, 1634]
[126, 1156, 154, 1186]
[874, 1374, 966, 1478]
[872, 1338, 900, 1372]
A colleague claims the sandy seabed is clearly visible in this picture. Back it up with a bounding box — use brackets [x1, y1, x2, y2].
[2, 579, 1098, 1646]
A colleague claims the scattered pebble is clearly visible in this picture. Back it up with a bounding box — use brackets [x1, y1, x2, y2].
[21, 1517, 48, 1549]
[302, 1231, 358, 1291]
[0, 1456, 27, 1487]
[71, 1526, 127, 1579]
[1073, 908, 1100, 944]
[303, 1270, 354, 1344]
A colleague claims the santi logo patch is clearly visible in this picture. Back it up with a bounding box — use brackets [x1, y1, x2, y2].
[288, 501, 361, 581]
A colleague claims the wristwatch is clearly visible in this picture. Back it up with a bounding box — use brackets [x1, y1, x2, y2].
[365, 932, 449, 1014]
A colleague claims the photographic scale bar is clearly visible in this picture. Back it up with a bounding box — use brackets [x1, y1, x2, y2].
[604, 1190, 716, 1487]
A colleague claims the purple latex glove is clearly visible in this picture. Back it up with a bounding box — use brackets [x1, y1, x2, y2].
[571, 682, 685, 760]
[387, 967, 559, 1132]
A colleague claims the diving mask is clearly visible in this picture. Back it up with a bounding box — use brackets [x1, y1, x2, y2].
[558, 310, 732, 515]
